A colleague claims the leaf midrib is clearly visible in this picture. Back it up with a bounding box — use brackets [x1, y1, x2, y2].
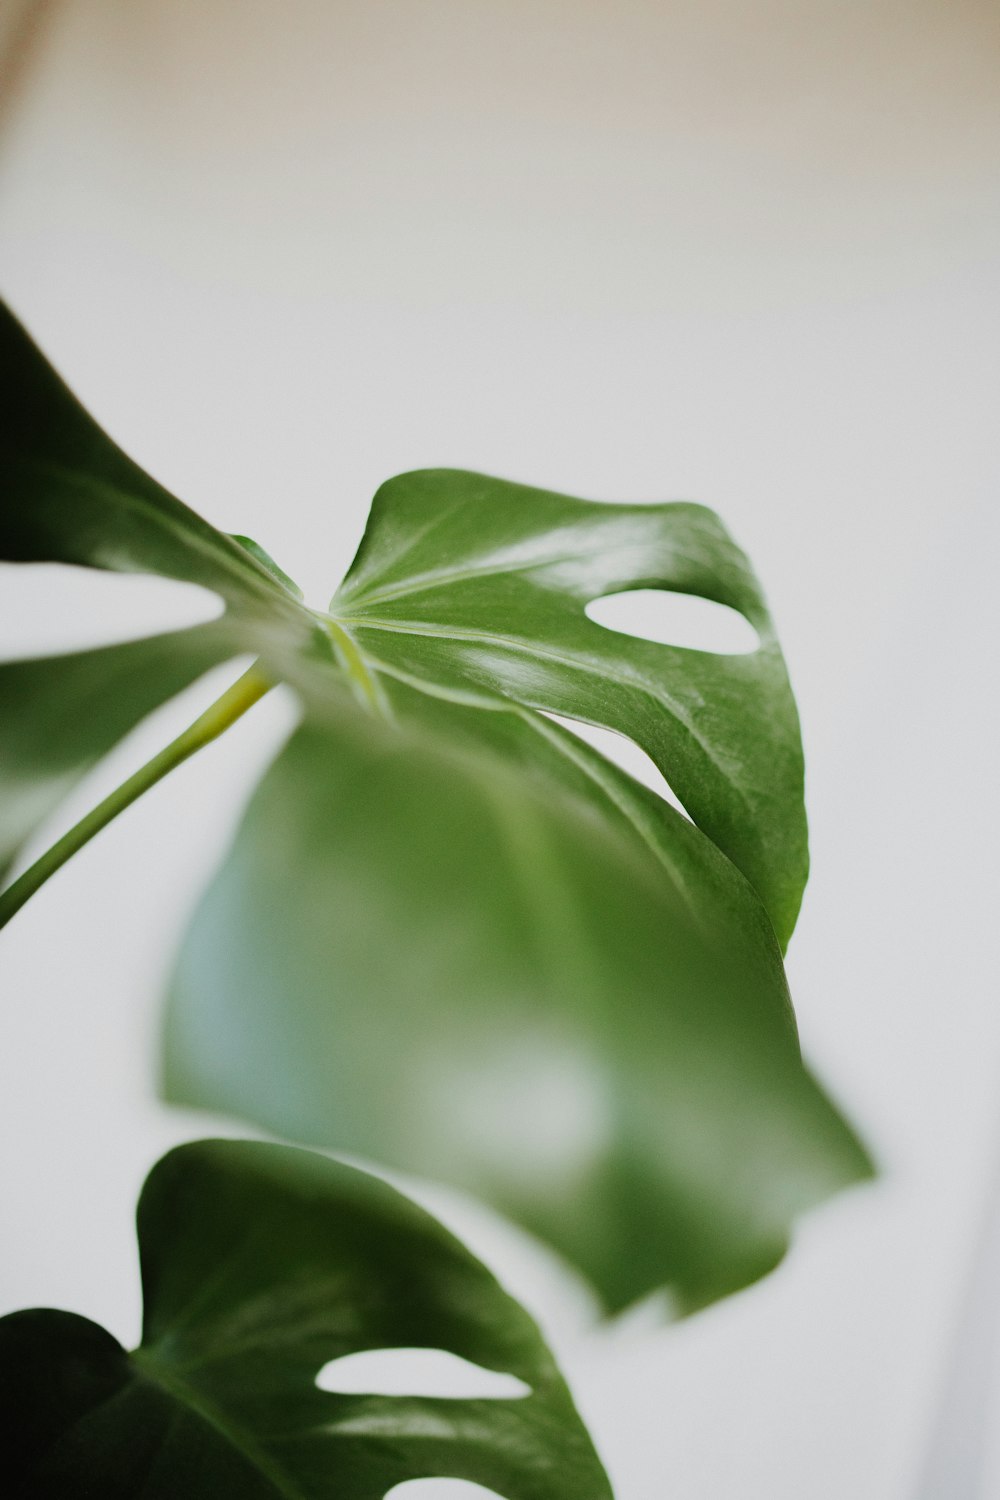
[22, 457, 299, 610]
[338, 614, 751, 792]
[359, 649, 706, 925]
[131, 1346, 302, 1499]
[336, 536, 731, 612]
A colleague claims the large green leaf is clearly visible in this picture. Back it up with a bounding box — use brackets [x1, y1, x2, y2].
[332, 469, 807, 948]
[165, 669, 868, 1313]
[0, 1140, 610, 1498]
[0, 301, 871, 1313]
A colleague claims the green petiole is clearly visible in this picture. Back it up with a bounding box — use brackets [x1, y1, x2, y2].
[0, 661, 273, 930]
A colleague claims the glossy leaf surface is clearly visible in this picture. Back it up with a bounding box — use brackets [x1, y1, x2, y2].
[0, 303, 297, 616]
[1, 302, 871, 1311]
[333, 469, 807, 947]
[0, 1140, 611, 1499]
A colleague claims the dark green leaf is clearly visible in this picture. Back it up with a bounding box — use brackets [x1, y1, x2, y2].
[0, 1140, 611, 1499]
[333, 469, 807, 948]
[0, 303, 297, 618]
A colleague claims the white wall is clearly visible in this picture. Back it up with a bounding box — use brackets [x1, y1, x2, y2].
[1, 3, 998, 1495]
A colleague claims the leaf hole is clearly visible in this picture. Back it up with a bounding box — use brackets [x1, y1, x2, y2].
[586, 588, 758, 655]
[315, 1348, 531, 1401]
[387, 1482, 508, 1499]
[0, 564, 223, 661]
[542, 711, 693, 823]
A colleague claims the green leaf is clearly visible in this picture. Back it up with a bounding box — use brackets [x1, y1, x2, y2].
[165, 670, 869, 1313]
[333, 469, 807, 948]
[0, 303, 297, 618]
[0, 1140, 611, 1499]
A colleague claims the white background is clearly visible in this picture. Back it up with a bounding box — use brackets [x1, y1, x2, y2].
[1, 3, 998, 1496]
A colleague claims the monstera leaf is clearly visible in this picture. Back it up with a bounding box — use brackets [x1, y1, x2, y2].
[0, 1140, 611, 1498]
[331, 469, 807, 949]
[0, 301, 871, 1312]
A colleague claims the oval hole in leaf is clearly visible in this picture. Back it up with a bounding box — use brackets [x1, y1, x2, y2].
[316, 1348, 531, 1401]
[586, 588, 759, 655]
[542, 711, 692, 822]
[387, 1483, 508, 1499]
[0, 564, 223, 660]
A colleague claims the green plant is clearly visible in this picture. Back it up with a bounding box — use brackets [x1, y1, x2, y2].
[1, 1142, 610, 1497]
[0, 300, 871, 1495]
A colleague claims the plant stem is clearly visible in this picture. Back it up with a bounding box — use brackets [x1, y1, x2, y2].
[0, 662, 273, 930]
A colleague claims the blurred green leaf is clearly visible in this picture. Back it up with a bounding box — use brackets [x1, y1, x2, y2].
[166, 669, 868, 1313]
[0, 1140, 609, 1498]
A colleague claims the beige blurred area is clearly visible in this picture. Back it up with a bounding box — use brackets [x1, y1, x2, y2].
[0, 4, 998, 1498]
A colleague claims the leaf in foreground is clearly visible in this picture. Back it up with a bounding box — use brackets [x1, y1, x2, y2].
[0, 1140, 611, 1499]
[166, 668, 869, 1313]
